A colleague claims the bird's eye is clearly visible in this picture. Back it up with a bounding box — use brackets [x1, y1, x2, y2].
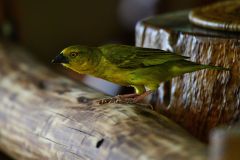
[70, 52, 78, 57]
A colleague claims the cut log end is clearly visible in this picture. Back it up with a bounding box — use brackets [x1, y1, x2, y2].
[136, 10, 240, 141]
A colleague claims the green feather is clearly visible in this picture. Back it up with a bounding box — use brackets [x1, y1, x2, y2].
[99, 44, 189, 68]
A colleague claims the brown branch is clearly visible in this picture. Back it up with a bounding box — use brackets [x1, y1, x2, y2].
[0, 44, 206, 159]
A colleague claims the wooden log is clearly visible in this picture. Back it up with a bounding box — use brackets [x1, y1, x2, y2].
[0, 44, 207, 160]
[136, 11, 239, 141]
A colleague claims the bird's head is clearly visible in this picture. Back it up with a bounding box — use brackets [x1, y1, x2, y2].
[52, 45, 101, 74]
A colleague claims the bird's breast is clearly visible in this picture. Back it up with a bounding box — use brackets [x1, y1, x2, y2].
[92, 64, 130, 86]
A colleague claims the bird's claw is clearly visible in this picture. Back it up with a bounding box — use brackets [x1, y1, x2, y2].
[96, 96, 153, 110]
[97, 97, 118, 104]
[97, 96, 133, 104]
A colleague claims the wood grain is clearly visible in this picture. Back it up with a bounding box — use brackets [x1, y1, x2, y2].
[0, 43, 206, 160]
[189, 1, 240, 32]
[136, 10, 239, 141]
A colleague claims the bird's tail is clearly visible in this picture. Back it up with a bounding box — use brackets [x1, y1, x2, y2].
[170, 60, 230, 76]
[194, 64, 230, 71]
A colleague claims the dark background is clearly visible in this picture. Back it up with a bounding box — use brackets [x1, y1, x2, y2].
[0, 0, 222, 159]
[0, 0, 221, 62]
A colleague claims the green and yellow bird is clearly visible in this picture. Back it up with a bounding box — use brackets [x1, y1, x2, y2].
[52, 44, 228, 103]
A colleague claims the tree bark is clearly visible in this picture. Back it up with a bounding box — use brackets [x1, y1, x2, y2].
[136, 10, 240, 141]
[0, 43, 206, 160]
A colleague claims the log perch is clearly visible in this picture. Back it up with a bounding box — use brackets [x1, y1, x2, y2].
[136, 10, 240, 141]
[0, 44, 206, 160]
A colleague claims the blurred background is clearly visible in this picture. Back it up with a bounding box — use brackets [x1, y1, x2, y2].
[0, 0, 222, 60]
[0, 0, 223, 158]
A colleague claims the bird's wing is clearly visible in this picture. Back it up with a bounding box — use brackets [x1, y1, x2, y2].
[99, 44, 189, 68]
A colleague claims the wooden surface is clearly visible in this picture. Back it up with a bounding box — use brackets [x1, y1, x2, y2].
[189, 1, 240, 32]
[0, 43, 207, 160]
[136, 10, 239, 141]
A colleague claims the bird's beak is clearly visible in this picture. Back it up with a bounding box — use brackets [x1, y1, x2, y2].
[52, 53, 69, 64]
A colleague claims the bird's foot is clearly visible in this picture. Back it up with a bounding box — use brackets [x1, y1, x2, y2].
[117, 93, 139, 99]
[96, 91, 153, 109]
[97, 97, 153, 110]
[97, 97, 120, 104]
[96, 93, 139, 104]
